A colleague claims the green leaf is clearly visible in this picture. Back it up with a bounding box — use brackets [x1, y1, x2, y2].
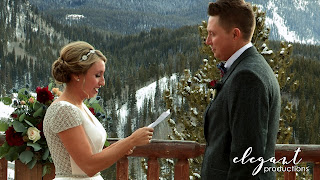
[33, 106, 44, 118]
[18, 88, 28, 100]
[24, 115, 39, 125]
[0, 142, 10, 158]
[5, 146, 20, 161]
[89, 97, 99, 104]
[19, 113, 26, 122]
[27, 142, 41, 151]
[91, 103, 103, 112]
[1, 97, 12, 105]
[24, 120, 34, 127]
[83, 99, 89, 105]
[0, 121, 9, 131]
[13, 121, 27, 133]
[19, 150, 34, 164]
[42, 148, 50, 160]
[27, 157, 37, 169]
[48, 83, 53, 91]
[33, 101, 42, 111]
[104, 140, 110, 147]
[42, 164, 51, 177]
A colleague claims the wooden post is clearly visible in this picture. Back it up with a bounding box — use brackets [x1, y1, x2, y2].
[283, 164, 296, 180]
[43, 163, 55, 180]
[0, 158, 7, 180]
[314, 162, 320, 180]
[174, 159, 189, 180]
[147, 157, 159, 180]
[15, 160, 42, 180]
[117, 156, 129, 180]
[0, 135, 7, 180]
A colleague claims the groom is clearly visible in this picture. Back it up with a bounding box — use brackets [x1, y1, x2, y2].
[201, 0, 281, 179]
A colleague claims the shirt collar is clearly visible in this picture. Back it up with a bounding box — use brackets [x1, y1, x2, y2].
[224, 42, 253, 70]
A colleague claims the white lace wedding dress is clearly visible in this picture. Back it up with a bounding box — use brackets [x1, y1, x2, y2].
[44, 101, 106, 180]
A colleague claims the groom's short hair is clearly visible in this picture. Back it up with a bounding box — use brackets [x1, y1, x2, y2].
[208, 0, 255, 41]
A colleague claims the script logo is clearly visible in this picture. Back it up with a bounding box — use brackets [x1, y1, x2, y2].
[233, 147, 302, 175]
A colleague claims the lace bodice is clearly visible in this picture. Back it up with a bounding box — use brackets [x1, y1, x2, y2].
[43, 101, 106, 178]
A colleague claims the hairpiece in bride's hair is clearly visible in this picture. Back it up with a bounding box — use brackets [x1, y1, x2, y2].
[80, 49, 95, 61]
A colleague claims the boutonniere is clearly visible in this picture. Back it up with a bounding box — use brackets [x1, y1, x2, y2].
[209, 80, 223, 100]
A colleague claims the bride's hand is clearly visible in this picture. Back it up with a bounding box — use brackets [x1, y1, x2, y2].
[130, 127, 154, 146]
[126, 146, 136, 155]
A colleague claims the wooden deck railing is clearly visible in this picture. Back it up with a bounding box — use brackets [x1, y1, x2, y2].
[1, 135, 320, 180]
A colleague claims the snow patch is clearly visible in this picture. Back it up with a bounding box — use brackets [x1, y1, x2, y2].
[293, 0, 309, 10]
[265, 1, 299, 43]
[0, 102, 14, 120]
[66, 14, 85, 20]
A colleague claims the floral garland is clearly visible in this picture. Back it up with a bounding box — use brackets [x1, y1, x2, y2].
[0, 83, 107, 176]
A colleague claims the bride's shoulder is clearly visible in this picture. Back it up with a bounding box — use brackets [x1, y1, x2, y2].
[48, 101, 77, 113]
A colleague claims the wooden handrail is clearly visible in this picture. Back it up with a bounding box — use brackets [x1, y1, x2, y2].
[107, 139, 206, 159]
[1, 135, 320, 179]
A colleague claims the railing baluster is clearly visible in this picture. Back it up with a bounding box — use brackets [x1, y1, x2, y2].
[314, 162, 320, 180]
[147, 157, 159, 180]
[43, 163, 56, 180]
[15, 160, 42, 180]
[174, 158, 189, 180]
[283, 164, 296, 180]
[0, 158, 7, 180]
[116, 156, 129, 180]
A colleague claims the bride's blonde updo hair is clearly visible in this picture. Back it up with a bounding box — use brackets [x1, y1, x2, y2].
[52, 41, 107, 84]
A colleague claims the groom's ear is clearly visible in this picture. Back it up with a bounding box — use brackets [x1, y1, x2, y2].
[232, 28, 241, 40]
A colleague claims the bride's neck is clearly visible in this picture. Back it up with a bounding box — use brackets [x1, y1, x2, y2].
[62, 86, 84, 107]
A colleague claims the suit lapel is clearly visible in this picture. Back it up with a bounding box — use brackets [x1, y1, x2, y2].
[221, 46, 258, 84]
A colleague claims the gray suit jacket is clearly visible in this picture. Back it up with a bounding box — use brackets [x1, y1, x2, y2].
[201, 47, 280, 180]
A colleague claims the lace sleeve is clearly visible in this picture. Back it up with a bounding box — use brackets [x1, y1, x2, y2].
[49, 103, 83, 133]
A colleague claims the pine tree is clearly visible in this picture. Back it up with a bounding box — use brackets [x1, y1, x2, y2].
[107, 102, 117, 138]
[164, 6, 298, 179]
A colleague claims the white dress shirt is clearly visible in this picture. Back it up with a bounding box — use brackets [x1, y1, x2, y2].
[224, 42, 253, 70]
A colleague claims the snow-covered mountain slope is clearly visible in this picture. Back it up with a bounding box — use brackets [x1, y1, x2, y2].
[28, 0, 320, 44]
[257, 0, 319, 44]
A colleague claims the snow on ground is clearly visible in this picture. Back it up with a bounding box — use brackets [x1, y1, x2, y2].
[0, 102, 14, 120]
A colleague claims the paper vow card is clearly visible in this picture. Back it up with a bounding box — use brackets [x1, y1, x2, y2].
[148, 109, 171, 128]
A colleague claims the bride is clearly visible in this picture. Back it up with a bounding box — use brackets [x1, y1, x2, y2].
[44, 41, 153, 180]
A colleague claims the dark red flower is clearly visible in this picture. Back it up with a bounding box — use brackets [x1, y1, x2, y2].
[5, 126, 24, 146]
[89, 107, 96, 116]
[209, 80, 217, 88]
[36, 86, 54, 104]
[10, 114, 18, 119]
[36, 121, 44, 138]
[36, 121, 43, 131]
